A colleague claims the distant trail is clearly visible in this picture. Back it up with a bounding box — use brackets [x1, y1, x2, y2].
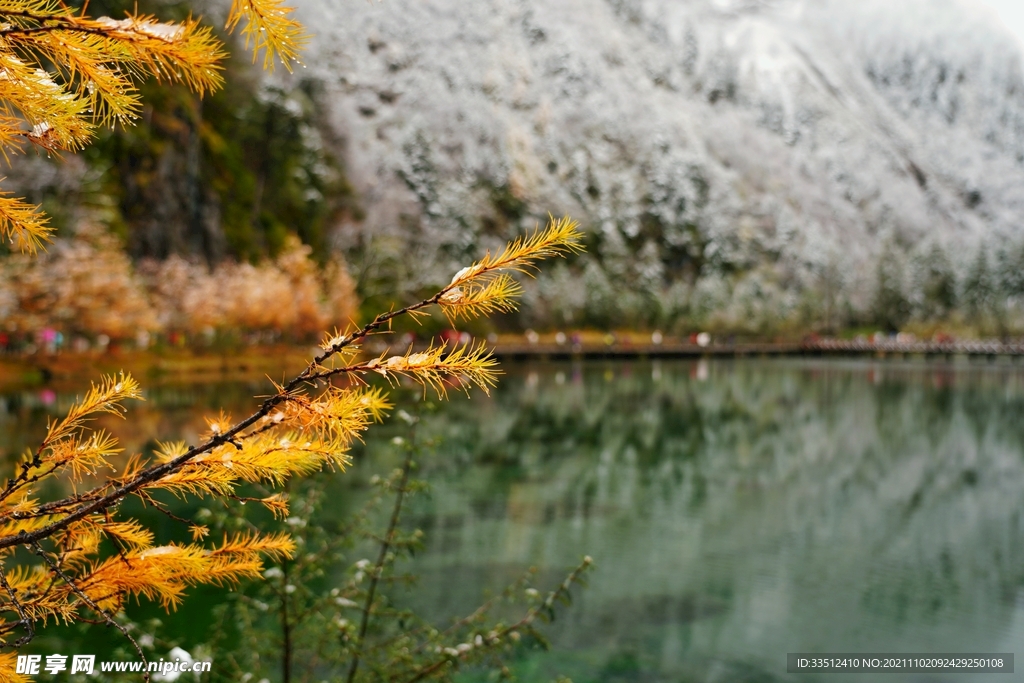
[490, 340, 1024, 359]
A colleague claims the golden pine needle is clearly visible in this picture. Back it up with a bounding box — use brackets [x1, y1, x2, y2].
[0, 514, 59, 540]
[43, 430, 121, 480]
[281, 386, 391, 441]
[439, 273, 522, 323]
[153, 440, 188, 464]
[101, 520, 155, 551]
[365, 342, 501, 398]
[204, 410, 233, 437]
[260, 493, 289, 519]
[0, 192, 52, 253]
[44, 373, 142, 446]
[320, 329, 345, 350]
[146, 430, 355, 498]
[0, 651, 31, 682]
[225, 0, 308, 71]
[448, 215, 583, 287]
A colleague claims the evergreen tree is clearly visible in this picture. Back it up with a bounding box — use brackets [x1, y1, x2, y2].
[995, 240, 1024, 300]
[913, 243, 957, 320]
[873, 247, 910, 331]
[818, 255, 844, 333]
[93, 77, 357, 263]
[962, 246, 995, 322]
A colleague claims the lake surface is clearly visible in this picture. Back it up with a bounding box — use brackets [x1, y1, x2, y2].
[5, 358, 1024, 682]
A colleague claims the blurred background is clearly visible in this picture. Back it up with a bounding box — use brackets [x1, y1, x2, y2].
[8, 2, 1024, 682]
[8, 0, 1024, 347]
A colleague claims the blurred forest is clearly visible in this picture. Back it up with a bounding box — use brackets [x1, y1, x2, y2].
[18, 0, 361, 263]
[0, 0, 362, 348]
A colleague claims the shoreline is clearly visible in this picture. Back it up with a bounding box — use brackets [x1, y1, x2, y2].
[492, 339, 1024, 359]
[2, 339, 1024, 391]
[0, 346, 317, 392]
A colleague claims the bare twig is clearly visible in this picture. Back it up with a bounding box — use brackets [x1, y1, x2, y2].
[393, 557, 593, 683]
[0, 564, 34, 650]
[345, 440, 416, 683]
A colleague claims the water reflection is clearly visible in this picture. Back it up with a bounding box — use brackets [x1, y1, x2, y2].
[0, 380, 276, 467]
[395, 359, 1024, 682]
[4, 359, 1024, 682]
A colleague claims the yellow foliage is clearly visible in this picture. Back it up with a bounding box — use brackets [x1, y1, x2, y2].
[439, 272, 523, 323]
[79, 531, 294, 611]
[139, 236, 360, 336]
[226, 0, 309, 70]
[1, 228, 158, 338]
[0, 0, 306, 252]
[0, 211, 583, 683]
[148, 429, 355, 497]
[44, 372, 142, 445]
[0, 652, 29, 682]
[99, 519, 155, 551]
[0, 0, 586, 671]
[0, 230, 360, 339]
[439, 215, 583, 323]
[259, 493, 289, 519]
[448, 215, 584, 285]
[279, 386, 391, 440]
[0, 191, 50, 254]
[363, 342, 501, 398]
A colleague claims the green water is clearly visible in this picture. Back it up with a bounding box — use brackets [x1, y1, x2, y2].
[5, 358, 1024, 682]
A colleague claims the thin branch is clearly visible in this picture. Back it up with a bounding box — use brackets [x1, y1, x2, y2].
[345, 443, 415, 683]
[0, 563, 34, 650]
[0, 9, 185, 44]
[31, 541, 150, 681]
[0, 447, 64, 504]
[146, 499, 195, 527]
[0, 289, 447, 551]
[0, 23, 124, 38]
[393, 557, 593, 683]
[281, 555, 292, 683]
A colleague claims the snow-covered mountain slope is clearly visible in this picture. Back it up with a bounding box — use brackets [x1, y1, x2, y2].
[291, 0, 1024, 329]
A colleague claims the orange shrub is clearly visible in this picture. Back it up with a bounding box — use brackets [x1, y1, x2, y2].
[142, 236, 359, 337]
[2, 231, 360, 343]
[1, 226, 157, 339]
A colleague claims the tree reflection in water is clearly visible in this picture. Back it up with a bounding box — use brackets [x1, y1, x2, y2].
[393, 359, 1024, 683]
[4, 359, 1024, 682]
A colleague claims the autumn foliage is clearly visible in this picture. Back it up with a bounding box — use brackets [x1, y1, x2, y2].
[0, 215, 582, 680]
[0, 1, 587, 680]
[0, 228, 358, 341]
[0, 0, 310, 248]
[143, 238, 359, 338]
